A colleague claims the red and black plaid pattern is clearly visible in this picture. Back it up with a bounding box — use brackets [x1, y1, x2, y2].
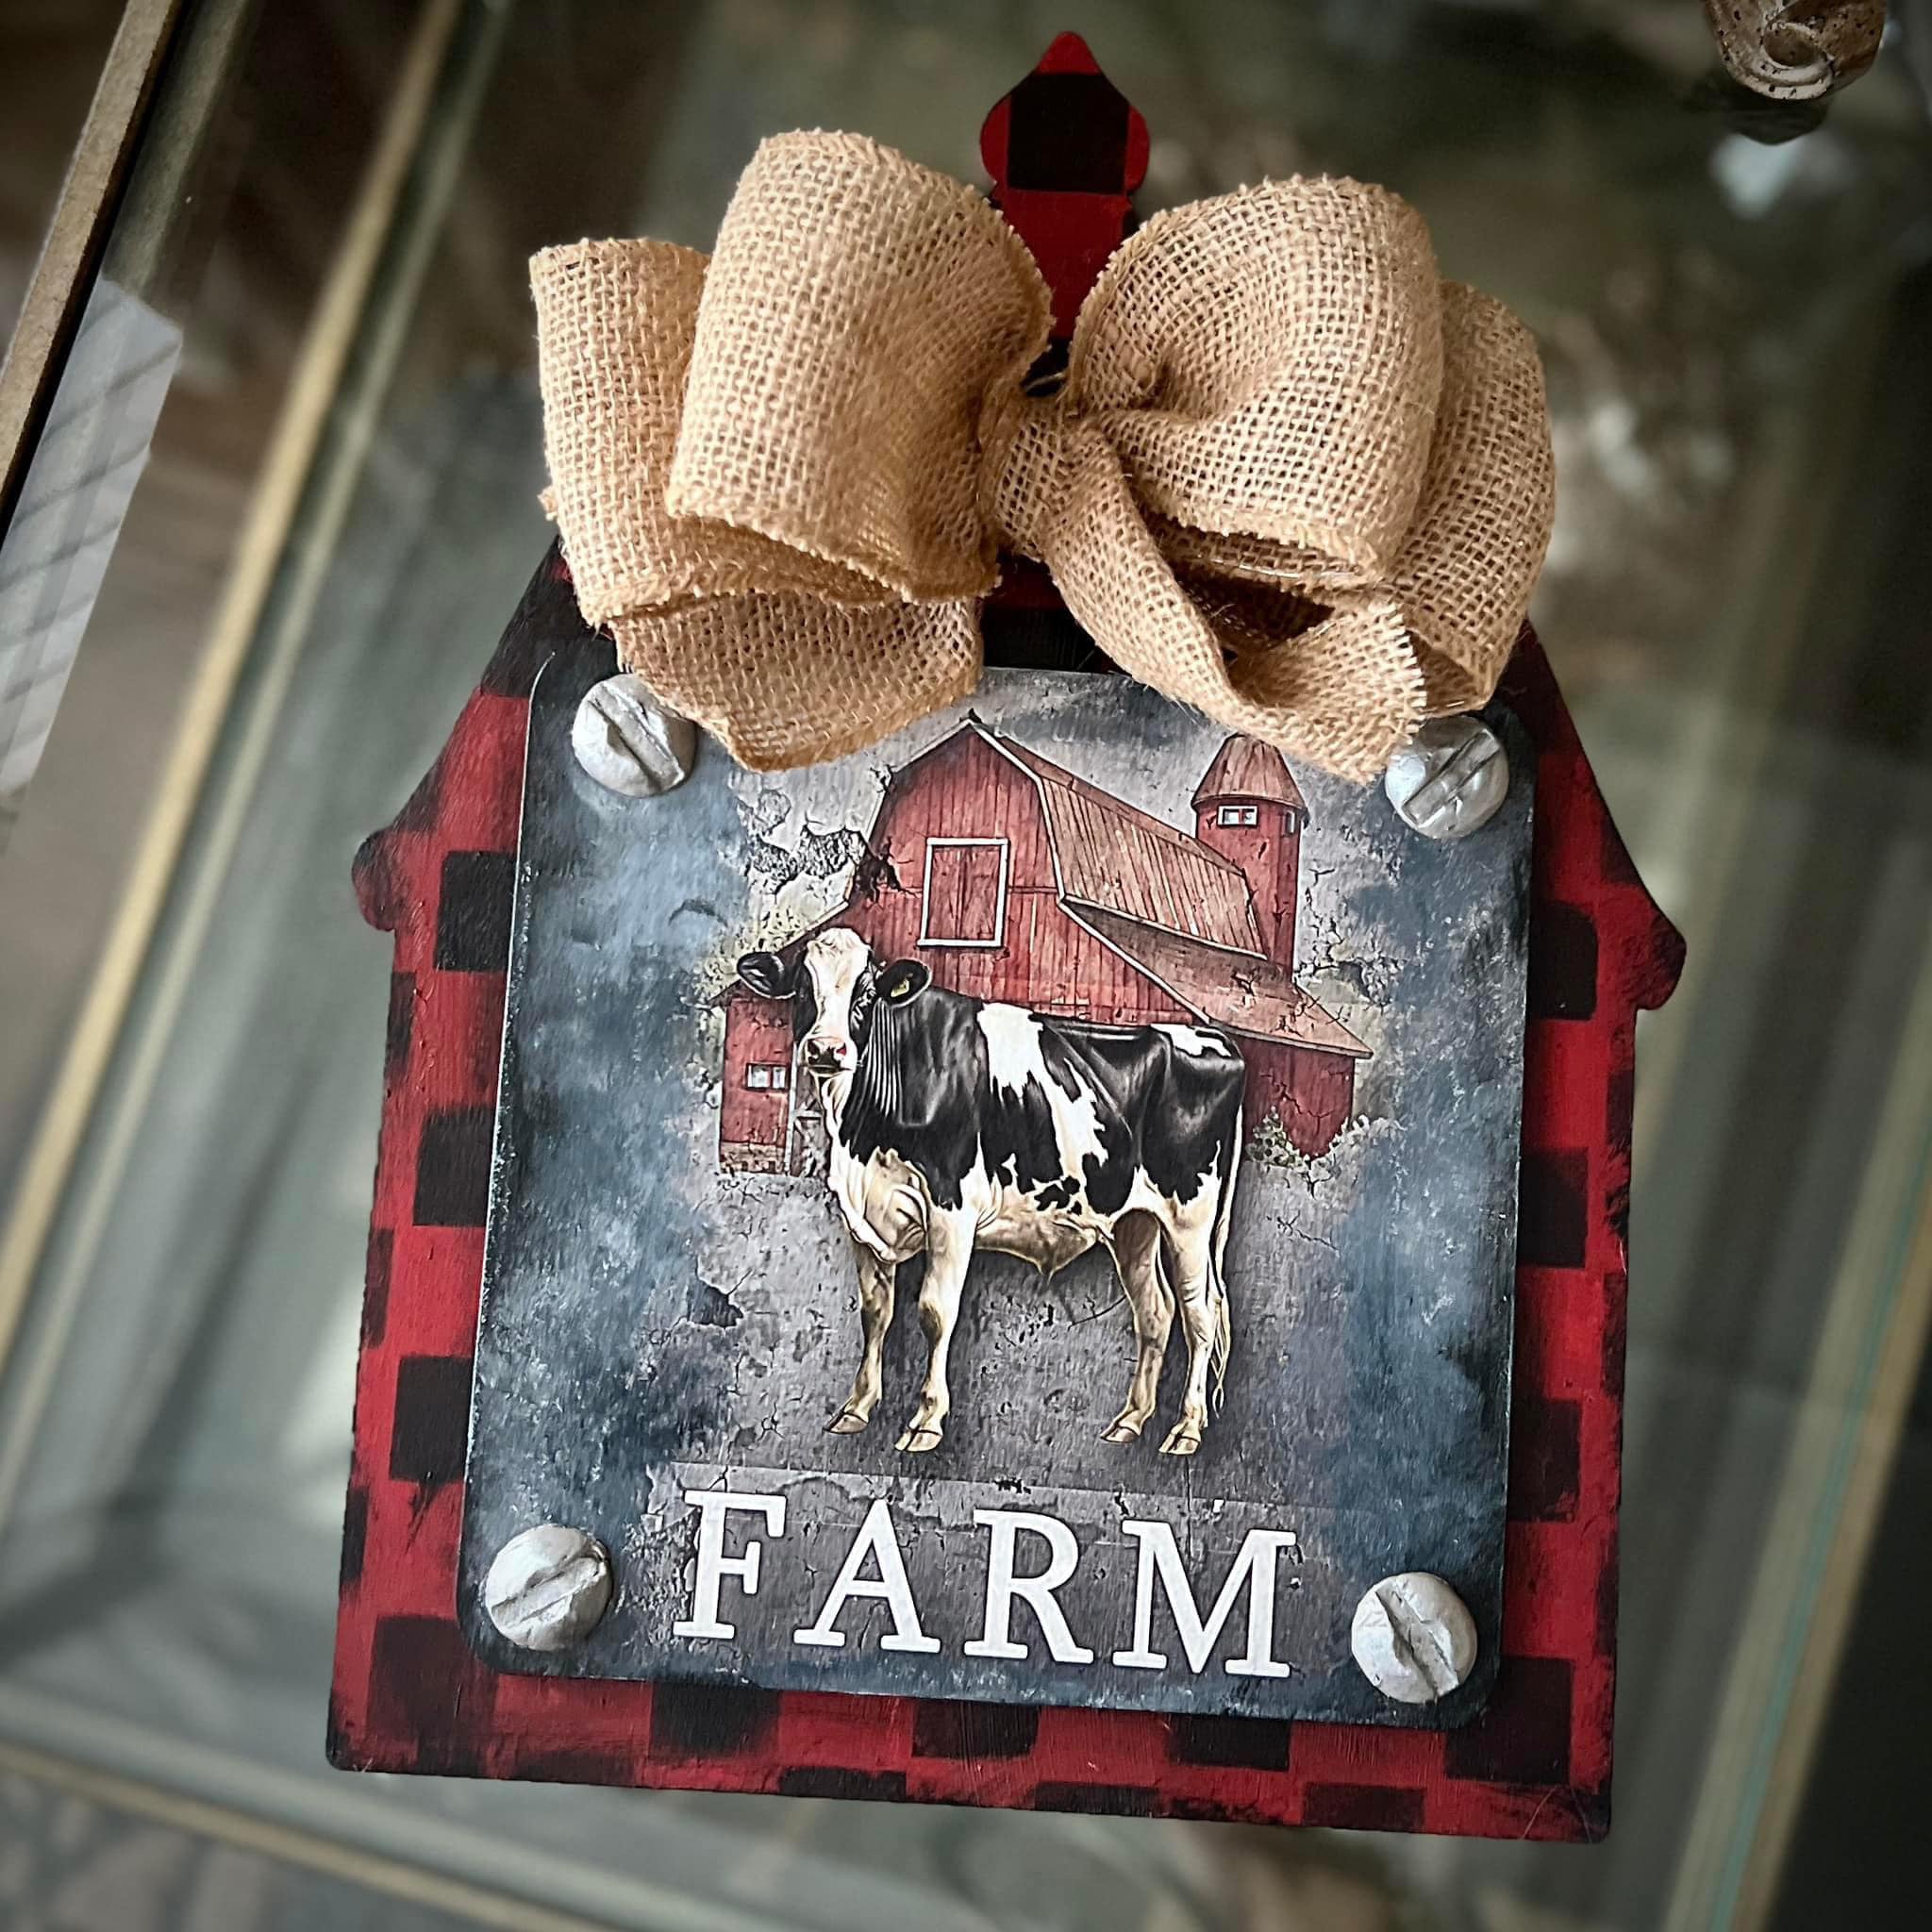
[979, 31, 1148, 341]
[330, 551, 1679, 1837]
[330, 39, 1684, 1838]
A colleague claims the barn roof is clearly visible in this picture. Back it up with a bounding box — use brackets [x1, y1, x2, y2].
[1075, 909, 1371, 1058]
[974, 725, 1369, 1059]
[1191, 735, 1308, 817]
[794, 719, 1370, 1060]
[996, 737, 1264, 954]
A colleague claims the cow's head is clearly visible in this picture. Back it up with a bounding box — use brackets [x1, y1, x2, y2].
[736, 928, 929, 1081]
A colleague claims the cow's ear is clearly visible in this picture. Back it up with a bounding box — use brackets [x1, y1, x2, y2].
[737, 951, 796, 1000]
[878, 959, 930, 1004]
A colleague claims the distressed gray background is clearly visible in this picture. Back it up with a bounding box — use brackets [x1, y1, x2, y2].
[462, 641, 1531, 1724]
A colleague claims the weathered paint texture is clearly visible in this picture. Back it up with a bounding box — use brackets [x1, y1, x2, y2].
[461, 644, 1533, 1724]
[718, 720, 1364, 1170]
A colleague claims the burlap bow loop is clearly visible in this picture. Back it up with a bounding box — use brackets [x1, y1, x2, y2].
[533, 132, 1554, 777]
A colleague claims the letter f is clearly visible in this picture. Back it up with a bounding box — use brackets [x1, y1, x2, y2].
[673, 1490, 786, 1640]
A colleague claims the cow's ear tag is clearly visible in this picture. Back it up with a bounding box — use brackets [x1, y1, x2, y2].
[880, 960, 929, 1003]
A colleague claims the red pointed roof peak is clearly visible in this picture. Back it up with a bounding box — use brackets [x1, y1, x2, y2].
[979, 37, 1150, 341]
[1191, 735, 1309, 819]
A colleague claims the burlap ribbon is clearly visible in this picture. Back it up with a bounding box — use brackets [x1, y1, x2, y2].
[533, 133, 1554, 780]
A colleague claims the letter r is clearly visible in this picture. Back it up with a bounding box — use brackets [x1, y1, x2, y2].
[962, 1508, 1094, 1664]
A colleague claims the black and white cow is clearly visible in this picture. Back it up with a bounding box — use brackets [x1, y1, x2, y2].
[736, 927, 1245, 1457]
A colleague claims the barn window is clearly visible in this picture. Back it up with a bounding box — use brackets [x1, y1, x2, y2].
[745, 1063, 789, 1091]
[1217, 804, 1259, 827]
[920, 838, 1008, 947]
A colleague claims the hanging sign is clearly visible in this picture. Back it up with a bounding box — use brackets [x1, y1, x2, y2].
[460, 643, 1531, 1725]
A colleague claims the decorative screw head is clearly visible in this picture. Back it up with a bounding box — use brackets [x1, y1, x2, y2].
[1384, 716, 1508, 841]
[1351, 1571, 1477, 1703]
[484, 1524, 612, 1652]
[572, 675, 697, 797]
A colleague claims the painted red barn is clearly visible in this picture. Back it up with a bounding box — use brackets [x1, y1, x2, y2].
[719, 720, 1370, 1174]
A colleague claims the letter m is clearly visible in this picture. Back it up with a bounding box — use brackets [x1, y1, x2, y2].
[1110, 1521, 1297, 1678]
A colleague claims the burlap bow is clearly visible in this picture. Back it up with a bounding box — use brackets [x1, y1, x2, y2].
[533, 133, 1554, 780]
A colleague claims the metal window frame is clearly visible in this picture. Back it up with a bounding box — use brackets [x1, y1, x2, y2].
[0, 0, 187, 534]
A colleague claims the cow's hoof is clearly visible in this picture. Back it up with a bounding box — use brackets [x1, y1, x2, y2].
[1159, 1424, 1203, 1457]
[895, 1426, 942, 1454]
[1101, 1418, 1143, 1444]
[826, 1408, 870, 1435]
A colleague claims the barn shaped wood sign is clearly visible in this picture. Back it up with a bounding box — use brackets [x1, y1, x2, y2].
[334, 39, 1683, 1839]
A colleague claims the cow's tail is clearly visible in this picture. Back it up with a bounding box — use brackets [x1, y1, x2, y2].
[1208, 1105, 1241, 1410]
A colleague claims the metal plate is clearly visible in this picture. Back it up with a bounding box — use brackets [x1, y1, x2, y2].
[461, 640, 1531, 1726]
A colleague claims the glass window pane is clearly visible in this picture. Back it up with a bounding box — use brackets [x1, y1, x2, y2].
[2, 3, 1929, 1926]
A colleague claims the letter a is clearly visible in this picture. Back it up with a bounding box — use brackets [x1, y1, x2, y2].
[792, 1498, 941, 1653]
